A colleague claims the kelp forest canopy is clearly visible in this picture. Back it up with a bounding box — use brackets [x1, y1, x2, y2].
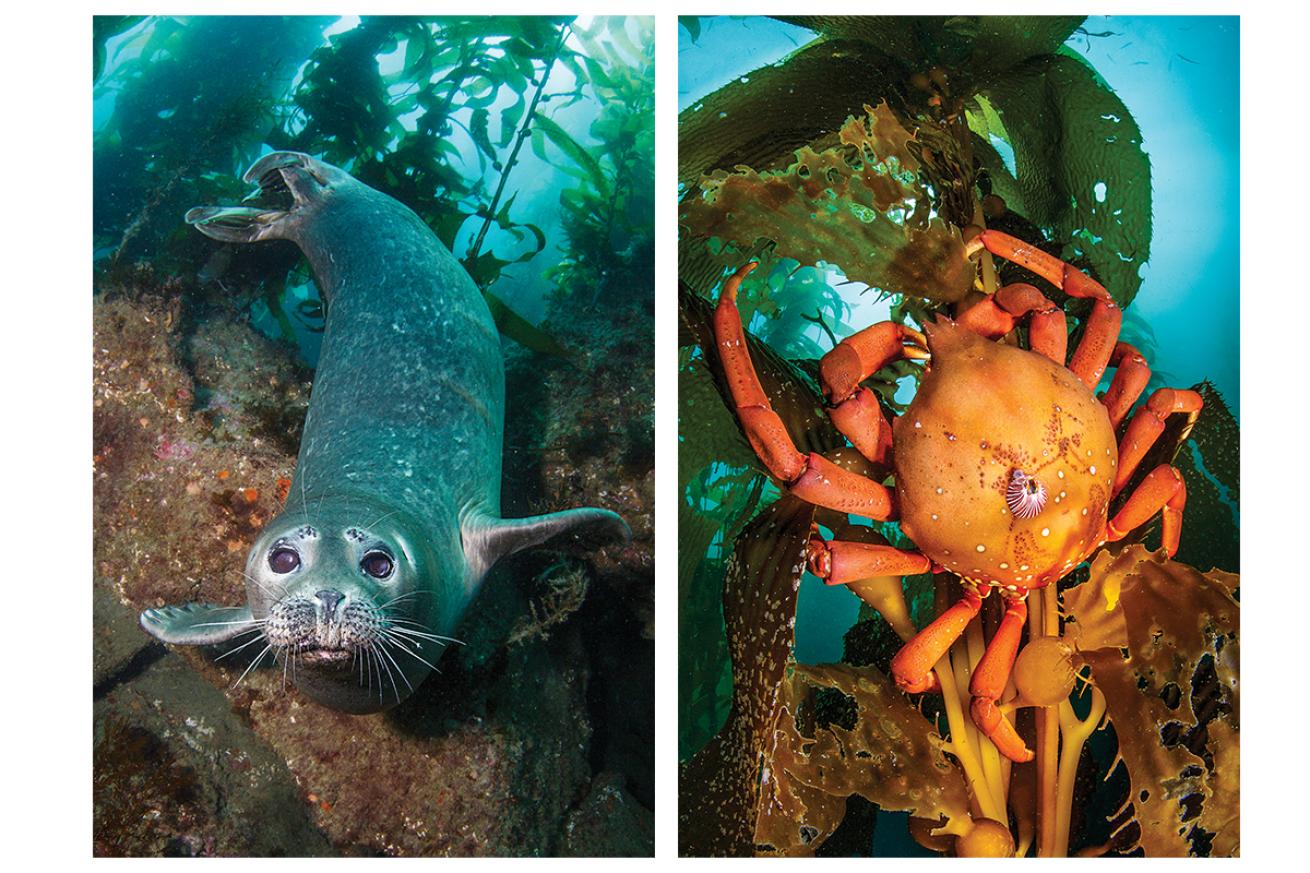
[93, 15, 654, 362]
[678, 16, 1238, 857]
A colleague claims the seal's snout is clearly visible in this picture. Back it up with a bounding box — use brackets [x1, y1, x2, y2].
[315, 588, 344, 619]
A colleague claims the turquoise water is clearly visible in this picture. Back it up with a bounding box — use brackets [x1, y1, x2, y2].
[95, 16, 649, 350]
[679, 16, 1239, 666]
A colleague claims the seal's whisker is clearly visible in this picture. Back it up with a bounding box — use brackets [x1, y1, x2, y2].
[193, 618, 267, 628]
[231, 643, 272, 689]
[214, 631, 270, 661]
[384, 628, 450, 648]
[375, 640, 415, 694]
[238, 570, 281, 600]
[377, 592, 426, 609]
[379, 631, 440, 672]
[385, 624, 465, 646]
[365, 508, 401, 530]
[373, 642, 406, 702]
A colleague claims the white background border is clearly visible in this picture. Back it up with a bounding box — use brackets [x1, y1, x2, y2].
[1, 0, 1297, 867]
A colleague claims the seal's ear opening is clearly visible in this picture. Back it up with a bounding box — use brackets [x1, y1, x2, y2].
[464, 508, 631, 583]
[140, 602, 256, 646]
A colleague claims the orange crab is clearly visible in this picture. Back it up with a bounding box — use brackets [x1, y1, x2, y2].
[713, 229, 1202, 763]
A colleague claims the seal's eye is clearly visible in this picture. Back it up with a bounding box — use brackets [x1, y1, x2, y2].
[268, 547, 300, 574]
[361, 550, 394, 579]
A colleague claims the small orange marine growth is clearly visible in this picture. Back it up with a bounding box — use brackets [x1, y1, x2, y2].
[275, 476, 293, 503]
[242, 487, 259, 503]
[217, 469, 230, 480]
[713, 229, 1202, 763]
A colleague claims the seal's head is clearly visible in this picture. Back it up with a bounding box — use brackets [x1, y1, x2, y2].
[241, 499, 457, 713]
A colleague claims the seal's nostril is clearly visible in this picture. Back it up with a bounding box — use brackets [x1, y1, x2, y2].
[316, 589, 344, 616]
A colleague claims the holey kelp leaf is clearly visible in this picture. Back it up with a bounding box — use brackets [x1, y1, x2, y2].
[1063, 546, 1239, 856]
[678, 39, 909, 190]
[771, 663, 971, 841]
[678, 496, 820, 856]
[680, 103, 974, 304]
[976, 48, 1151, 307]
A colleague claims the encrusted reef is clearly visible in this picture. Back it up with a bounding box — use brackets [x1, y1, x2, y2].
[93, 270, 653, 856]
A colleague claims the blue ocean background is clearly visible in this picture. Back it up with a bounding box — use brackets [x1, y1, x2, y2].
[95, 15, 642, 366]
[680, 16, 1239, 684]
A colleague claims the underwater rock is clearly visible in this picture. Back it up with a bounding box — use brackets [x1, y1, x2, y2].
[559, 772, 655, 857]
[94, 653, 331, 856]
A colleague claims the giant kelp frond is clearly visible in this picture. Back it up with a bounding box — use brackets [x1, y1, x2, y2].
[679, 15, 1153, 307]
[976, 48, 1151, 307]
[681, 103, 973, 304]
[1063, 546, 1239, 856]
[678, 496, 816, 856]
[777, 16, 1084, 83]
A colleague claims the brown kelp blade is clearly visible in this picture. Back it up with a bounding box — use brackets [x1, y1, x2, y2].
[1064, 545, 1239, 856]
[679, 496, 815, 856]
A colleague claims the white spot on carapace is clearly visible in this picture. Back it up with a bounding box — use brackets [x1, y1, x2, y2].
[1086, 449, 1093, 456]
[936, 487, 944, 494]
[976, 544, 986, 553]
[1020, 564, 1029, 571]
[1057, 470, 1065, 479]
[915, 420, 922, 428]
[1041, 528, 1050, 537]
[1082, 508, 1089, 516]
[1089, 465, 1097, 475]
[931, 513, 939, 521]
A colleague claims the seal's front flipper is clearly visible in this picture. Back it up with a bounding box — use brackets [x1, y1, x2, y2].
[140, 603, 257, 646]
[464, 508, 631, 584]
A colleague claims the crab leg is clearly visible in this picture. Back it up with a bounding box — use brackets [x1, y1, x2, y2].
[890, 586, 985, 694]
[1106, 464, 1188, 557]
[1099, 343, 1151, 429]
[969, 595, 1034, 763]
[1113, 387, 1204, 494]
[957, 282, 1069, 365]
[967, 229, 1121, 389]
[818, 322, 928, 465]
[806, 535, 931, 586]
[713, 264, 899, 519]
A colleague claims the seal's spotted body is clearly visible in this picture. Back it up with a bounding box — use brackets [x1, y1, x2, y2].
[140, 153, 629, 712]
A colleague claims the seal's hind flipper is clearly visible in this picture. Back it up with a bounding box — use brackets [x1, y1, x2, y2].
[185, 206, 288, 244]
[140, 602, 257, 646]
[464, 508, 631, 585]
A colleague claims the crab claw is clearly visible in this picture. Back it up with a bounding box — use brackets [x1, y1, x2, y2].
[971, 697, 1034, 763]
[890, 587, 984, 694]
[968, 595, 1034, 763]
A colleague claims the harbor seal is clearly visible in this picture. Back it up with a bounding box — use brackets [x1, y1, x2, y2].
[140, 151, 629, 713]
